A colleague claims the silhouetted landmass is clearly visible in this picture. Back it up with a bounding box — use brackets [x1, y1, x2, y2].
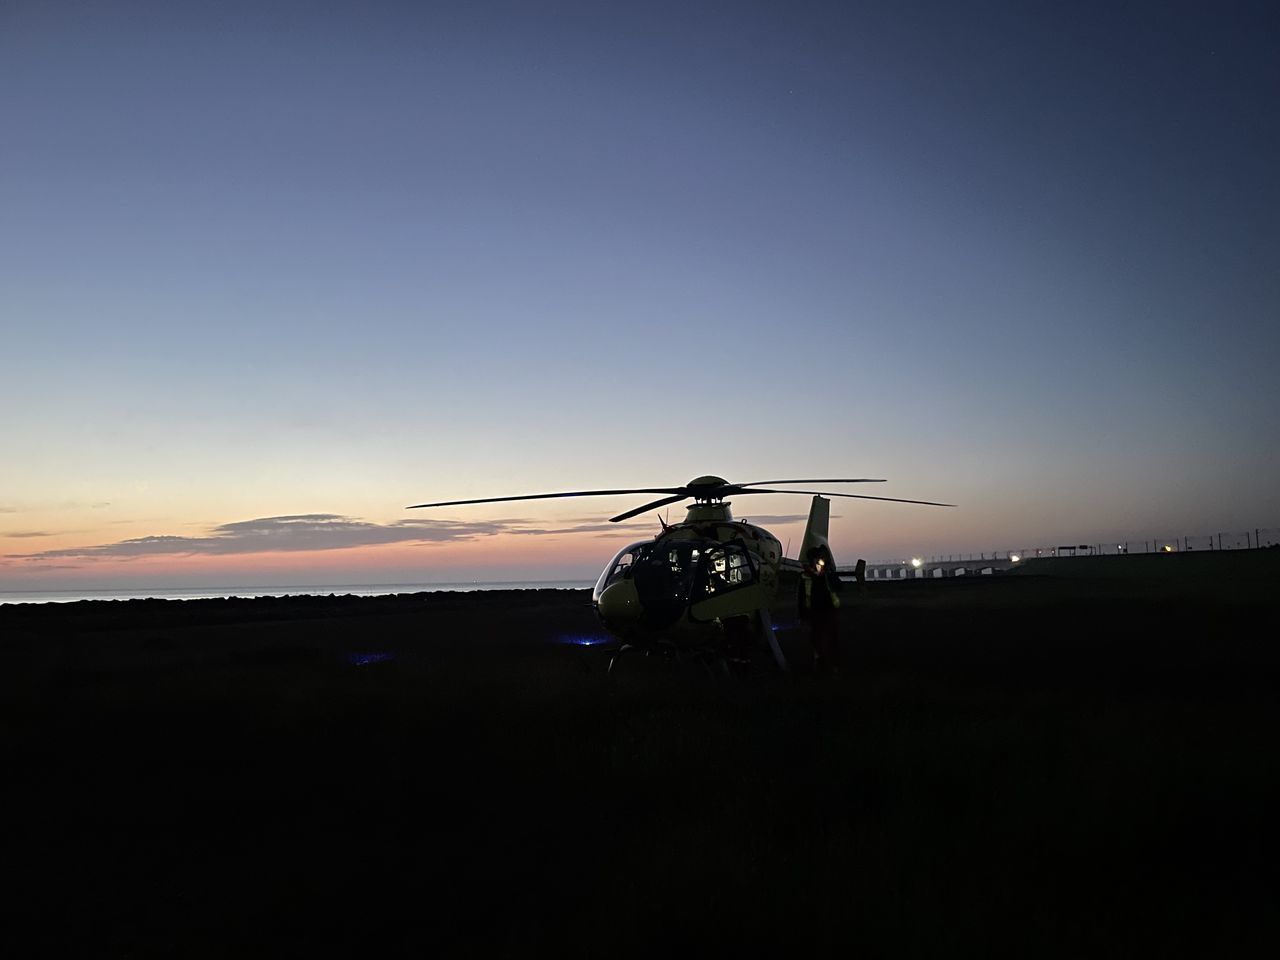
[3, 553, 1278, 954]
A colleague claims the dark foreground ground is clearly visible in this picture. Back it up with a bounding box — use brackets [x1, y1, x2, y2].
[3, 552, 1279, 956]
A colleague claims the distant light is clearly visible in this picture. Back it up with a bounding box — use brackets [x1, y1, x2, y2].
[1163, 544, 1174, 553]
[910, 557, 923, 568]
[1010, 554, 1021, 563]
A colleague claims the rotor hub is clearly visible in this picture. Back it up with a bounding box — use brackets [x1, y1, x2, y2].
[685, 475, 731, 502]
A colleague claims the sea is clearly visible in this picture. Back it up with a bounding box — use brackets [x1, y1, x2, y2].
[0, 580, 598, 605]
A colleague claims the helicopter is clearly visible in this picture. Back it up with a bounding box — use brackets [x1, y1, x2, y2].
[408, 475, 952, 672]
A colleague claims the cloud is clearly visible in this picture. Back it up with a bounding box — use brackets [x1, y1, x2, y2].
[0, 561, 84, 570]
[8, 513, 536, 561]
[3, 531, 53, 538]
[729, 514, 812, 525]
[0, 507, 17, 514]
[509, 521, 647, 536]
[4, 511, 817, 563]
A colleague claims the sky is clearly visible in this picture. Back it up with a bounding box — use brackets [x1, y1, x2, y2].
[3, 0, 1278, 589]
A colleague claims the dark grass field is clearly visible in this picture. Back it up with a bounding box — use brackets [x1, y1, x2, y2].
[3, 552, 1278, 955]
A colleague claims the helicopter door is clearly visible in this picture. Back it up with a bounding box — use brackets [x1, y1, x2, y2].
[631, 541, 700, 629]
[688, 542, 766, 623]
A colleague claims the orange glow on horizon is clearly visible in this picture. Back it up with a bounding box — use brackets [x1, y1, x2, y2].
[0, 528, 648, 586]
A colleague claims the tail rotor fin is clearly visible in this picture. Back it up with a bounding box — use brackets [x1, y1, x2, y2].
[798, 495, 832, 566]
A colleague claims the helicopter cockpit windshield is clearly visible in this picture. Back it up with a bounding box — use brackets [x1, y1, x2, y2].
[593, 541, 648, 600]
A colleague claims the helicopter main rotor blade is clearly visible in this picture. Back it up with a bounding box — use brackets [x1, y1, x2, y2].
[407, 487, 683, 510]
[736, 488, 955, 507]
[738, 478, 887, 487]
[609, 494, 689, 523]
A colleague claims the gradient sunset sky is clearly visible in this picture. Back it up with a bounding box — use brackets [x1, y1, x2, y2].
[3, 1, 1278, 589]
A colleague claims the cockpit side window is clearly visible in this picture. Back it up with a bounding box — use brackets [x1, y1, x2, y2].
[699, 542, 757, 597]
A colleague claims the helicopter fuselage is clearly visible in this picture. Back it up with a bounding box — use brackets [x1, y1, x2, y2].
[591, 510, 783, 645]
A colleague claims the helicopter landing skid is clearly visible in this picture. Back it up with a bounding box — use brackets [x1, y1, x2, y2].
[607, 640, 686, 676]
[606, 622, 783, 678]
[607, 643, 733, 679]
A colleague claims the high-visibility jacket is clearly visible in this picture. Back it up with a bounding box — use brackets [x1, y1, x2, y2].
[799, 570, 841, 616]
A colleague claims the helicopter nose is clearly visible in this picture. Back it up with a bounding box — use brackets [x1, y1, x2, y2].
[595, 579, 640, 625]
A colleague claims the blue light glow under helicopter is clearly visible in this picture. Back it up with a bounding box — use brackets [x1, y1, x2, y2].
[347, 652, 395, 666]
[558, 635, 611, 647]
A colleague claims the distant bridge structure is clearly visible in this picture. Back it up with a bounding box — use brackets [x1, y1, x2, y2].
[859, 557, 1018, 580]
[852, 526, 1279, 582]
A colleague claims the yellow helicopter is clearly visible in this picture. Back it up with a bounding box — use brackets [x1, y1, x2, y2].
[409, 476, 952, 671]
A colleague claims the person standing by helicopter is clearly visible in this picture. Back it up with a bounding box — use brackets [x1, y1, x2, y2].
[798, 545, 843, 673]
